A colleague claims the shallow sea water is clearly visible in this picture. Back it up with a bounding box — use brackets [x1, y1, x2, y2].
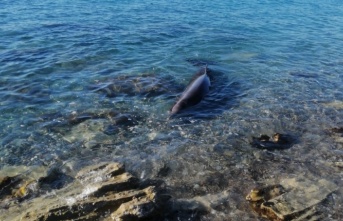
[1, 0, 343, 220]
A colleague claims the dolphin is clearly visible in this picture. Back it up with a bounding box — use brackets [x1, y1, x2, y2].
[170, 66, 211, 115]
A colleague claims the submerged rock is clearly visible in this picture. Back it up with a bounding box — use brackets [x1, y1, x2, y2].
[171, 190, 231, 213]
[60, 111, 142, 146]
[0, 165, 73, 206]
[251, 133, 294, 150]
[0, 175, 22, 200]
[90, 73, 180, 98]
[0, 162, 166, 221]
[40, 110, 141, 132]
[329, 127, 343, 143]
[329, 127, 343, 134]
[246, 176, 338, 221]
[324, 101, 343, 109]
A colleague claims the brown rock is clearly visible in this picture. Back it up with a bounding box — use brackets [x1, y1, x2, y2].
[0, 163, 164, 221]
[0, 175, 22, 200]
[246, 176, 338, 221]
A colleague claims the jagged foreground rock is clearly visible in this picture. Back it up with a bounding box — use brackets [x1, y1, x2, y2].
[246, 176, 338, 221]
[1, 163, 164, 221]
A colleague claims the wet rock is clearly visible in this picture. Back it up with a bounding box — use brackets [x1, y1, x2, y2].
[0, 169, 37, 202]
[1, 162, 166, 221]
[246, 185, 286, 202]
[40, 110, 141, 136]
[39, 110, 143, 148]
[61, 113, 141, 148]
[324, 101, 343, 109]
[157, 164, 171, 177]
[246, 176, 338, 221]
[62, 119, 112, 144]
[113, 113, 138, 127]
[38, 167, 74, 190]
[68, 113, 94, 125]
[13, 180, 37, 199]
[67, 110, 135, 126]
[110, 186, 158, 220]
[333, 161, 343, 168]
[0, 176, 22, 200]
[103, 124, 119, 135]
[168, 189, 231, 220]
[0, 165, 74, 204]
[251, 133, 294, 150]
[329, 127, 343, 134]
[329, 127, 343, 143]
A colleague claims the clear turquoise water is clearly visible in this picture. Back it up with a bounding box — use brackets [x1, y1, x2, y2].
[1, 0, 343, 219]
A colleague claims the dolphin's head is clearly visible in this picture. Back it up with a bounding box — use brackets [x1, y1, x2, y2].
[170, 100, 187, 116]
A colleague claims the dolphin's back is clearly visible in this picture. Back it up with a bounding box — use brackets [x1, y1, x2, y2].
[171, 67, 210, 115]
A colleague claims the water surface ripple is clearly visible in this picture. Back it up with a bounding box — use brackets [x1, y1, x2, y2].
[1, 0, 343, 220]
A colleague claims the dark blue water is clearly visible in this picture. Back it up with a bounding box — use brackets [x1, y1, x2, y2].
[1, 0, 343, 220]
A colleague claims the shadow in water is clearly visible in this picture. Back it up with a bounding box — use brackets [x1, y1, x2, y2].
[169, 66, 245, 119]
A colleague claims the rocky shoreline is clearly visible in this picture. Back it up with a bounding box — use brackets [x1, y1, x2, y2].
[1, 163, 167, 221]
[0, 159, 340, 221]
